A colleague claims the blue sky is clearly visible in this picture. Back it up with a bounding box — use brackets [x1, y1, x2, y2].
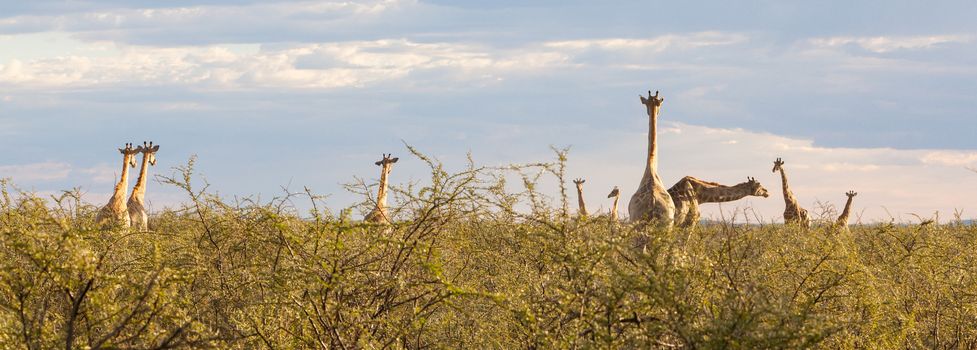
[1, 0, 976, 222]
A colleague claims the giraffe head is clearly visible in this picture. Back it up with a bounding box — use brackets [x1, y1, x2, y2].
[639, 90, 664, 116]
[374, 153, 399, 170]
[137, 141, 160, 166]
[846, 190, 857, 198]
[607, 186, 620, 198]
[573, 178, 585, 186]
[744, 177, 770, 198]
[119, 143, 140, 168]
[772, 157, 785, 173]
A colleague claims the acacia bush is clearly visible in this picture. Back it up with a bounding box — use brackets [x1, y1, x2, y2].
[1, 150, 976, 349]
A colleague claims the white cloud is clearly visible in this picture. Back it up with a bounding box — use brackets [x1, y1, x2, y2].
[78, 164, 118, 184]
[0, 30, 760, 90]
[0, 161, 72, 181]
[808, 34, 972, 53]
[0, 1, 412, 34]
[0, 37, 577, 89]
[0, 162, 126, 185]
[920, 151, 977, 167]
[545, 32, 748, 51]
[575, 122, 977, 223]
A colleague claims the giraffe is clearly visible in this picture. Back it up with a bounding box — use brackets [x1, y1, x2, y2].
[128, 141, 159, 231]
[607, 186, 621, 221]
[95, 143, 140, 229]
[668, 176, 770, 227]
[364, 153, 398, 224]
[670, 179, 698, 228]
[836, 190, 857, 228]
[628, 90, 675, 227]
[572, 178, 588, 217]
[772, 158, 810, 226]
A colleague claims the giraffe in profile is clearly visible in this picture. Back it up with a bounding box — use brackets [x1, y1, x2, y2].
[668, 176, 770, 228]
[95, 143, 140, 229]
[572, 178, 588, 217]
[607, 186, 621, 221]
[628, 90, 675, 227]
[364, 154, 398, 224]
[772, 158, 810, 226]
[836, 191, 857, 228]
[128, 141, 159, 231]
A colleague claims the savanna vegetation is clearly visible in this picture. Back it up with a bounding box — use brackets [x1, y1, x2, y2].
[2, 149, 976, 349]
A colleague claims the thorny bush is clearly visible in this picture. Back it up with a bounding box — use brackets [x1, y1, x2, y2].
[1, 149, 976, 349]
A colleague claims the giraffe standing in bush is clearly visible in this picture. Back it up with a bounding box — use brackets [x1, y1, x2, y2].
[836, 191, 857, 228]
[668, 176, 770, 228]
[128, 141, 159, 231]
[628, 90, 675, 227]
[95, 143, 140, 229]
[607, 186, 620, 221]
[573, 178, 588, 217]
[365, 154, 398, 224]
[772, 158, 809, 226]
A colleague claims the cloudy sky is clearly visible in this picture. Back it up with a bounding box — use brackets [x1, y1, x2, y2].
[1, 0, 976, 223]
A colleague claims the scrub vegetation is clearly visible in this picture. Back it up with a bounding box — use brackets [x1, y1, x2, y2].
[2, 150, 976, 349]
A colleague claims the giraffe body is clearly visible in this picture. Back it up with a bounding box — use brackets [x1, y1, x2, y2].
[128, 142, 159, 231]
[573, 178, 588, 217]
[628, 90, 675, 227]
[96, 143, 140, 229]
[365, 154, 398, 224]
[668, 176, 770, 227]
[772, 158, 810, 226]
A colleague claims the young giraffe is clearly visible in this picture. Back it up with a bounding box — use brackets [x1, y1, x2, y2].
[628, 90, 675, 227]
[364, 154, 398, 224]
[668, 176, 770, 228]
[95, 143, 140, 228]
[836, 190, 858, 228]
[607, 186, 621, 221]
[772, 158, 810, 226]
[572, 178, 588, 217]
[128, 141, 159, 231]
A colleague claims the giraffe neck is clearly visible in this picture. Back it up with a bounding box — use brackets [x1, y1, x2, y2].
[778, 168, 798, 207]
[110, 156, 131, 210]
[696, 183, 753, 203]
[642, 105, 661, 185]
[130, 153, 150, 203]
[376, 165, 391, 212]
[575, 185, 587, 216]
[611, 195, 619, 220]
[837, 196, 854, 225]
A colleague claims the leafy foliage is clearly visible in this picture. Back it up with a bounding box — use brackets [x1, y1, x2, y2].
[1, 151, 976, 349]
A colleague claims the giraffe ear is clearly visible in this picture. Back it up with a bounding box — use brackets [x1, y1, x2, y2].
[374, 160, 383, 166]
[151, 145, 160, 152]
[390, 157, 399, 163]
